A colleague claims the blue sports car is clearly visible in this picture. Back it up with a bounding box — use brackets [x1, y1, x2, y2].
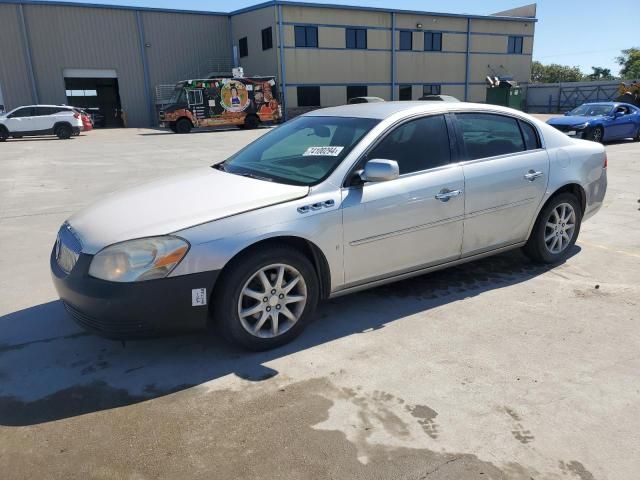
[547, 102, 640, 143]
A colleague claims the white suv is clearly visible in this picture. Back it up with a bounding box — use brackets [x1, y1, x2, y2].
[0, 105, 84, 141]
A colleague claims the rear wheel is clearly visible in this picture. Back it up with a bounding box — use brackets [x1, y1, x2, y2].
[243, 114, 260, 130]
[585, 126, 604, 143]
[175, 118, 192, 134]
[214, 247, 319, 351]
[55, 124, 72, 139]
[523, 193, 582, 264]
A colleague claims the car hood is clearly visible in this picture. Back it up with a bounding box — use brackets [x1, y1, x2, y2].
[547, 115, 601, 126]
[68, 167, 309, 254]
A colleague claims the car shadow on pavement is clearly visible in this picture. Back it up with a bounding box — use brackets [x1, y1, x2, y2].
[0, 247, 579, 426]
[138, 126, 274, 136]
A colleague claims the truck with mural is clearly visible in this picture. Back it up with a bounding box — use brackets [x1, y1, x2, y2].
[159, 75, 282, 133]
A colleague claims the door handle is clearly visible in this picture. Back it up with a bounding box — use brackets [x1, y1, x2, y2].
[435, 189, 463, 202]
[524, 170, 544, 181]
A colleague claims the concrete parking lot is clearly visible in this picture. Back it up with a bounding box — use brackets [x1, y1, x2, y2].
[0, 125, 639, 479]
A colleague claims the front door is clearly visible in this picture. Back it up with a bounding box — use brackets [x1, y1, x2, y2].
[4, 107, 36, 132]
[608, 105, 636, 139]
[453, 112, 550, 255]
[342, 114, 465, 286]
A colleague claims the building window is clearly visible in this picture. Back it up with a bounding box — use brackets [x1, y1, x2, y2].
[295, 25, 318, 48]
[262, 27, 273, 50]
[399, 31, 412, 50]
[423, 84, 441, 95]
[399, 85, 412, 101]
[239, 37, 248, 58]
[424, 32, 442, 51]
[297, 86, 321, 107]
[346, 28, 367, 49]
[347, 85, 368, 101]
[508, 36, 523, 54]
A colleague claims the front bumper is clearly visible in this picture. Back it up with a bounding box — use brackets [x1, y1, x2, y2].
[51, 248, 219, 339]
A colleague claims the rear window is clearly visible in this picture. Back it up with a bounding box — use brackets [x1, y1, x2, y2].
[519, 120, 541, 150]
[456, 113, 525, 160]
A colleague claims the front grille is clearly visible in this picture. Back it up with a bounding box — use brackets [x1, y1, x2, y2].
[63, 302, 154, 337]
[55, 223, 82, 273]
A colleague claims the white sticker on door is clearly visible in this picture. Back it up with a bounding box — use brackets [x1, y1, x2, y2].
[192, 288, 207, 306]
[303, 146, 344, 157]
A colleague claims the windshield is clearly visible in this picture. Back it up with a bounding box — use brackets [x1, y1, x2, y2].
[168, 86, 186, 105]
[569, 104, 613, 117]
[221, 116, 380, 185]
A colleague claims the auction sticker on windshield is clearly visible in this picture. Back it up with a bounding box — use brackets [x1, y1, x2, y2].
[303, 146, 344, 156]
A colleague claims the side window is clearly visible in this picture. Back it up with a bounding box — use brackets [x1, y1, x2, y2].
[36, 107, 58, 116]
[456, 113, 525, 160]
[518, 120, 541, 150]
[10, 107, 34, 118]
[368, 115, 451, 175]
[261, 27, 273, 50]
[187, 89, 203, 105]
[239, 37, 248, 58]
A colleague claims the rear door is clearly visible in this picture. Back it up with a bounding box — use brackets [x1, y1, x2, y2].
[453, 112, 549, 256]
[4, 107, 36, 132]
[341, 114, 465, 286]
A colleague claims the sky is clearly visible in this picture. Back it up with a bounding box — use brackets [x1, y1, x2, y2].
[41, 0, 636, 75]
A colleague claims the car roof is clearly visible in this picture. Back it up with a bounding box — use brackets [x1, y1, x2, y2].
[305, 101, 528, 119]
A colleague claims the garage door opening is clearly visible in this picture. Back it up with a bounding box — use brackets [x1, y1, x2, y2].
[64, 77, 123, 128]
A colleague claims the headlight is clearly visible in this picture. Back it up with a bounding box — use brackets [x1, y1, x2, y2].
[89, 236, 189, 282]
[572, 123, 589, 130]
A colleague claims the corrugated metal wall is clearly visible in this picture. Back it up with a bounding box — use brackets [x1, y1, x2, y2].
[0, 4, 35, 110]
[0, 3, 231, 127]
[141, 11, 230, 87]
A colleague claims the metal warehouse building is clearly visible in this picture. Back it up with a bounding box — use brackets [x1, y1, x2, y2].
[0, 0, 537, 127]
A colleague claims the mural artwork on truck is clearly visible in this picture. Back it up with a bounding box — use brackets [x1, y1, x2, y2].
[159, 77, 282, 132]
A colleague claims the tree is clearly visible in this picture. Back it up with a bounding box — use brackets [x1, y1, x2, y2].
[587, 66, 615, 81]
[531, 61, 584, 83]
[616, 48, 640, 80]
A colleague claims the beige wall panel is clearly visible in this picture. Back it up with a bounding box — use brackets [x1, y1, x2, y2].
[285, 86, 297, 107]
[396, 53, 466, 83]
[285, 50, 391, 84]
[320, 85, 347, 106]
[442, 33, 467, 52]
[469, 54, 532, 84]
[395, 14, 467, 32]
[283, 6, 391, 28]
[318, 26, 345, 49]
[441, 84, 465, 99]
[368, 30, 391, 50]
[470, 35, 508, 53]
[368, 85, 392, 100]
[468, 84, 488, 103]
[233, 6, 278, 77]
[470, 19, 534, 35]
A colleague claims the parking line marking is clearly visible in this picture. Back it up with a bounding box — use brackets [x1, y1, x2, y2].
[580, 240, 640, 259]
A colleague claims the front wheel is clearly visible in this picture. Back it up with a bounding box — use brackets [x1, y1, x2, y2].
[243, 114, 260, 130]
[0, 130, 7, 142]
[585, 126, 604, 143]
[213, 247, 319, 351]
[175, 118, 192, 134]
[522, 193, 582, 264]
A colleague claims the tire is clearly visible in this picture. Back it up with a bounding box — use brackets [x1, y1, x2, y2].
[55, 124, 72, 140]
[168, 123, 178, 133]
[213, 246, 319, 351]
[634, 127, 640, 142]
[243, 114, 260, 130]
[175, 118, 192, 134]
[585, 126, 604, 143]
[522, 192, 582, 264]
[0, 129, 8, 142]
[12, 135, 23, 139]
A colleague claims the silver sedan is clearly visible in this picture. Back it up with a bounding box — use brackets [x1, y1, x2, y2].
[51, 102, 607, 350]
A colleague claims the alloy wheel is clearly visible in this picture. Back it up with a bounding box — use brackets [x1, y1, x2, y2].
[238, 263, 308, 338]
[544, 202, 576, 254]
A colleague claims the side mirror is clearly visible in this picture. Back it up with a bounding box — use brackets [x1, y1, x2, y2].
[564, 111, 571, 116]
[362, 159, 400, 183]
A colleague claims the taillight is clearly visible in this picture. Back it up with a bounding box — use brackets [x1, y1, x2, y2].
[603, 153, 608, 169]
[73, 112, 80, 119]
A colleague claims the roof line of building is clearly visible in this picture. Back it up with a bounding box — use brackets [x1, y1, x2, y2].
[0, 0, 538, 22]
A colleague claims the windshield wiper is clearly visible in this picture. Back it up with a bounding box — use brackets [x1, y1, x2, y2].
[239, 172, 273, 182]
